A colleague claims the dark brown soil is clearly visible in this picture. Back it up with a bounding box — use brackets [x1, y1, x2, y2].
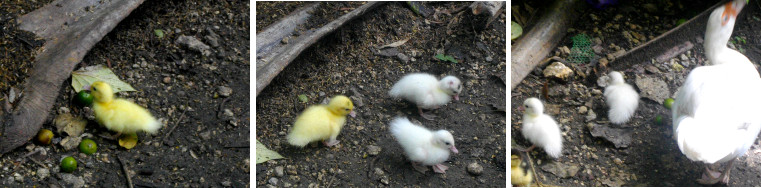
[0, 0, 250, 187]
[256, 2, 506, 187]
[512, 0, 761, 186]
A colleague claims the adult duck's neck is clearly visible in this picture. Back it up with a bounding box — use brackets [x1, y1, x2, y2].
[703, 28, 735, 65]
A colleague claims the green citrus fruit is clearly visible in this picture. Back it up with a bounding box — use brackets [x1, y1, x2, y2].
[60, 156, 77, 173]
[664, 98, 675, 109]
[79, 138, 97, 155]
[75, 91, 94, 107]
[36, 129, 53, 145]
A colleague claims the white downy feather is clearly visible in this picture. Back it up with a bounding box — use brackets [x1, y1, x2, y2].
[389, 117, 458, 166]
[389, 73, 462, 109]
[521, 98, 563, 158]
[604, 71, 640, 124]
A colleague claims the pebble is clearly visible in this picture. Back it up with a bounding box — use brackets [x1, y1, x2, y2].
[223, 109, 234, 117]
[286, 165, 298, 175]
[268, 177, 278, 185]
[467, 162, 484, 176]
[585, 110, 597, 122]
[13, 172, 22, 182]
[175, 35, 212, 56]
[60, 173, 85, 188]
[578, 106, 588, 114]
[163, 77, 171, 84]
[275, 166, 285, 177]
[199, 131, 212, 140]
[221, 180, 232, 187]
[396, 53, 410, 63]
[543, 62, 574, 81]
[366, 145, 381, 156]
[218, 86, 233, 97]
[37, 168, 50, 180]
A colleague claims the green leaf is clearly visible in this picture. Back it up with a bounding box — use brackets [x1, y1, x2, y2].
[434, 54, 458, 63]
[71, 65, 136, 93]
[511, 21, 523, 40]
[154, 29, 165, 38]
[298, 94, 308, 103]
[256, 140, 284, 164]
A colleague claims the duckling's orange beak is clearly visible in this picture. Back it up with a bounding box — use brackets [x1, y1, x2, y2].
[450, 145, 459, 154]
[518, 105, 525, 111]
[453, 95, 459, 101]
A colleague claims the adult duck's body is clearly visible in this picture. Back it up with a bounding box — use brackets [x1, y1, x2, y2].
[672, 0, 761, 184]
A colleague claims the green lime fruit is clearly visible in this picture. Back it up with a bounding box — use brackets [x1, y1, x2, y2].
[664, 98, 675, 109]
[75, 91, 94, 107]
[79, 138, 97, 155]
[36, 129, 54, 145]
[60, 157, 77, 173]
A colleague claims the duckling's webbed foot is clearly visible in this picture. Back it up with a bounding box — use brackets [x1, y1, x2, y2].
[418, 107, 437, 120]
[433, 163, 449, 174]
[412, 162, 429, 174]
[697, 159, 735, 185]
[323, 139, 340, 147]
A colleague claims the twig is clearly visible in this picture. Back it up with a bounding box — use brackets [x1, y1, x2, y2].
[217, 98, 230, 118]
[326, 163, 339, 187]
[28, 157, 46, 168]
[117, 155, 134, 188]
[223, 145, 250, 149]
[161, 107, 187, 145]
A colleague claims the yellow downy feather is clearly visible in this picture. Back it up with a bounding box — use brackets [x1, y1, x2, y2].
[287, 95, 354, 147]
[91, 81, 162, 135]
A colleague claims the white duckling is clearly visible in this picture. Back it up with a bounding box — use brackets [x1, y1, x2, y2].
[673, 0, 761, 184]
[604, 71, 640, 124]
[520, 98, 563, 158]
[389, 73, 462, 120]
[389, 117, 459, 173]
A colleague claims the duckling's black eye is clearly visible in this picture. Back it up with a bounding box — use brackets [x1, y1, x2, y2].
[92, 87, 97, 91]
[724, 15, 730, 22]
[345, 108, 350, 111]
[445, 142, 450, 145]
[524, 104, 529, 108]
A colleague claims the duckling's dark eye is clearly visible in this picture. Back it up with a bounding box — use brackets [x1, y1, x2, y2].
[92, 87, 97, 91]
[724, 15, 730, 22]
[345, 108, 350, 111]
[445, 142, 450, 145]
[524, 104, 529, 108]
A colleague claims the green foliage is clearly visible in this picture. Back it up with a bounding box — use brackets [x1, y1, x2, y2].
[257, 140, 284, 164]
[71, 65, 135, 93]
[435, 54, 458, 63]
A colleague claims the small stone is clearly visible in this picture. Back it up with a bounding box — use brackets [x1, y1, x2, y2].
[275, 166, 285, 177]
[221, 180, 232, 187]
[366, 145, 382, 156]
[8, 87, 18, 103]
[585, 110, 597, 122]
[175, 35, 211, 56]
[396, 53, 410, 63]
[543, 62, 574, 81]
[13, 172, 22, 182]
[614, 158, 623, 165]
[634, 75, 670, 104]
[224, 109, 234, 117]
[60, 173, 85, 188]
[268, 177, 278, 185]
[218, 86, 232, 97]
[597, 74, 611, 87]
[559, 46, 571, 56]
[286, 165, 298, 175]
[58, 107, 70, 114]
[37, 168, 50, 180]
[579, 106, 588, 114]
[613, 49, 626, 58]
[163, 77, 171, 84]
[467, 162, 484, 176]
[199, 131, 212, 140]
[485, 56, 493, 62]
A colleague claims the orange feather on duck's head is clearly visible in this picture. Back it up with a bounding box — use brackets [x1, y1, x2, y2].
[721, 0, 745, 26]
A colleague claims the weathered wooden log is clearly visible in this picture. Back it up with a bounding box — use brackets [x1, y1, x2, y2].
[256, 2, 386, 97]
[510, 0, 587, 90]
[1, 0, 145, 153]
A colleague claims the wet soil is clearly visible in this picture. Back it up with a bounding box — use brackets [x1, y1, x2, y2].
[256, 2, 507, 187]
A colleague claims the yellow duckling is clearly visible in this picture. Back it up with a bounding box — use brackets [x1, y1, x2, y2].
[90, 81, 162, 142]
[287, 95, 355, 147]
[511, 152, 533, 187]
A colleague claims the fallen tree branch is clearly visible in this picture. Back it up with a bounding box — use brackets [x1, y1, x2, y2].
[510, 0, 587, 90]
[256, 2, 386, 97]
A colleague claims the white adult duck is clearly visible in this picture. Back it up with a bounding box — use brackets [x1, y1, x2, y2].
[672, 0, 761, 184]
